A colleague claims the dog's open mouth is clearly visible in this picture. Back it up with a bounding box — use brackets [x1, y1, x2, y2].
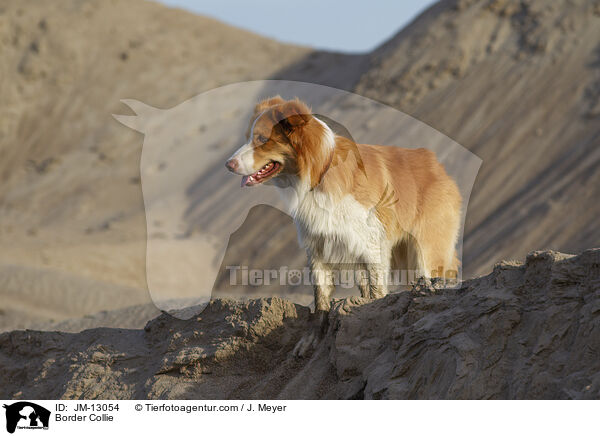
[241, 161, 282, 187]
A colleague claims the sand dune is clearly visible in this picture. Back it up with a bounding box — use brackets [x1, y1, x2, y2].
[0, 261, 152, 331]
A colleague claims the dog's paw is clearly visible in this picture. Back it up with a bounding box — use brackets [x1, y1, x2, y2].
[291, 310, 329, 358]
[291, 331, 319, 358]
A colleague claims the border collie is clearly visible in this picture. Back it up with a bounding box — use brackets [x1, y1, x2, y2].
[226, 96, 461, 312]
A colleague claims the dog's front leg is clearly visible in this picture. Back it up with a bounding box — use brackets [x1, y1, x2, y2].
[312, 258, 334, 337]
[311, 257, 335, 312]
[292, 257, 333, 357]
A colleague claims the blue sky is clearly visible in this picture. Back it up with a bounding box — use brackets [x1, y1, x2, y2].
[155, 0, 437, 53]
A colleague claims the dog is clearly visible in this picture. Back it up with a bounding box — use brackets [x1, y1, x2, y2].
[226, 96, 461, 313]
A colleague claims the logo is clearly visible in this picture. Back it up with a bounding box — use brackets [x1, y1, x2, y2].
[112, 80, 481, 318]
[3, 402, 50, 434]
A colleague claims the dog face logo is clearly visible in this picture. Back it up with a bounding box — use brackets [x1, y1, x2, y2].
[113, 80, 481, 318]
[3, 402, 50, 434]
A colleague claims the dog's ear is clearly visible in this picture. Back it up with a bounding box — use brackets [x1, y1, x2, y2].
[253, 95, 286, 116]
[246, 96, 288, 139]
[275, 99, 311, 134]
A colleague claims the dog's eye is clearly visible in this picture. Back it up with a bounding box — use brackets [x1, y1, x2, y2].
[257, 135, 268, 144]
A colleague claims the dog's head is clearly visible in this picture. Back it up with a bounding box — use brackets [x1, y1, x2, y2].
[226, 96, 334, 189]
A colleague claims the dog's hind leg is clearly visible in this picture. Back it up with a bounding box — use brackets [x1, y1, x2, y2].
[360, 241, 391, 299]
[367, 263, 388, 298]
[355, 264, 370, 298]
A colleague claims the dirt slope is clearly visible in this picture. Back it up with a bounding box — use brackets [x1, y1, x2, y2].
[1, 248, 598, 399]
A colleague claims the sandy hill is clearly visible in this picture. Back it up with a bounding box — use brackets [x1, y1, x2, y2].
[0, 0, 598, 330]
[0, 0, 311, 328]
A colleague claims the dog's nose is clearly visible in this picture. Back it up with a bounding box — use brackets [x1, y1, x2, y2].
[225, 159, 238, 172]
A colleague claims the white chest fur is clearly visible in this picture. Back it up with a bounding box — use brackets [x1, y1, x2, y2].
[291, 188, 387, 265]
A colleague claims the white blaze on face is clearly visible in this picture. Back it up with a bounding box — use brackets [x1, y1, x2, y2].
[227, 109, 271, 175]
[228, 142, 256, 175]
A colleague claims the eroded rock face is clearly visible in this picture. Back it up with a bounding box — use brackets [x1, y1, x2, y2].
[329, 250, 600, 399]
[1, 249, 599, 399]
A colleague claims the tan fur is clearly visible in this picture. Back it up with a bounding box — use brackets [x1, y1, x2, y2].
[321, 137, 461, 278]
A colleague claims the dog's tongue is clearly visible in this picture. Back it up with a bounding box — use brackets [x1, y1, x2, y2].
[241, 175, 251, 187]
